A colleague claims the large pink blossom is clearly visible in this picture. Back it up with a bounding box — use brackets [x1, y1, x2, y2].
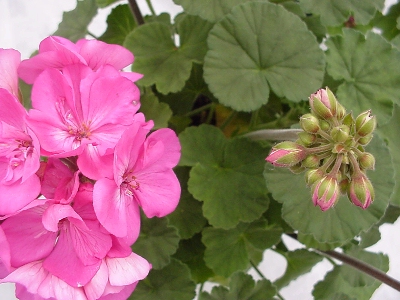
[93, 121, 181, 242]
[0, 49, 21, 98]
[18, 36, 142, 85]
[27, 64, 141, 180]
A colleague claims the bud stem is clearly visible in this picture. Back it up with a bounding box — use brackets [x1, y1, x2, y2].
[306, 143, 333, 155]
[348, 152, 362, 175]
[244, 129, 302, 141]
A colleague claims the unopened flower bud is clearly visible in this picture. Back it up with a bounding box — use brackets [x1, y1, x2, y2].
[319, 120, 330, 132]
[347, 172, 375, 209]
[289, 162, 306, 174]
[266, 141, 307, 167]
[300, 114, 320, 133]
[336, 101, 346, 120]
[331, 125, 350, 143]
[339, 177, 350, 194]
[312, 175, 340, 211]
[358, 152, 375, 170]
[305, 168, 325, 186]
[358, 134, 373, 145]
[297, 132, 317, 146]
[302, 154, 320, 168]
[309, 88, 337, 119]
[355, 110, 376, 137]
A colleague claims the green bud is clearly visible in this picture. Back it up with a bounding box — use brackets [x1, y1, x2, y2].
[289, 162, 306, 174]
[358, 134, 373, 146]
[358, 152, 375, 170]
[336, 101, 347, 120]
[331, 125, 350, 143]
[305, 168, 325, 186]
[355, 110, 376, 137]
[299, 113, 320, 133]
[319, 120, 330, 132]
[302, 154, 321, 168]
[339, 177, 350, 195]
[297, 132, 317, 146]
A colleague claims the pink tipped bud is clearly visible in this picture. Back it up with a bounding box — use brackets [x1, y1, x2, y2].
[266, 141, 307, 167]
[355, 110, 376, 137]
[309, 88, 337, 119]
[305, 168, 325, 186]
[300, 113, 320, 133]
[347, 172, 374, 209]
[312, 175, 340, 211]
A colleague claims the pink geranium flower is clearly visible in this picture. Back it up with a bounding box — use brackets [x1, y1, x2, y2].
[0, 49, 21, 98]
[93, 121, 181, 243]
[27, 64, 141, 180]
[18, 36, 142, 85]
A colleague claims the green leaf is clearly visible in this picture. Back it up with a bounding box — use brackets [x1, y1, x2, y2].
[53, 0, 98, 42]
[124, 14, 213, 94]
[158, 63, 215, 115]
[202, 220, 281, 277]
[99, 4, 136, 45]
[378, 104, 400, 206]
[371, 2, 400, 41]
[359, 225, 381, 248]
[199, 272, 277, 300]
[131, 215, 180, 270]
[179, 125, 269, 229]
[325, 29, 400, 124]
[312, 246, 389, 299]
[204, 2, 325, 112]
[299, 0, 384, 26]
[95, 0, 118, 8]
[132, 259, 196, 300]
[264, 134, 394, 243]
[273, 249, 323, 289]
[173, 233, 215, 283]
[173, 0, 257, 23]
[297, 233, 345, 251]
[167, 167, 208, 239]
[139, 92, 172, 129]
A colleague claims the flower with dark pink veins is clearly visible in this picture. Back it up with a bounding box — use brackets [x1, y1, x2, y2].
[93, 121, 181, 244]
[18, 36, 142, 85]
[27, 63, 141, 180]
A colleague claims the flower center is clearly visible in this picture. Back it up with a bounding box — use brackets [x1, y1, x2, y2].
[122, 172, 140, 196]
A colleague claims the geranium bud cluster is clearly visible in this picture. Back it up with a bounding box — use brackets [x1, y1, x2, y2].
[0, 37, 181, 300]
[266, 87, 376, 211]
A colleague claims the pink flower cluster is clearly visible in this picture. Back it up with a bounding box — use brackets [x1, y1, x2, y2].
[0, 36, 181, 300]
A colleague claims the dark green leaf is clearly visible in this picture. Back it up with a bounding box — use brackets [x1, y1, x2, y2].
[131, 215, 180, 269]
[371, 2, 400, 41]
[99, 4, 136, 45]
[132, 259, 196, 300]
[124, 14, 212, 94]
[274, 249, 323, 289]
[180, 125, 269, 229]
[204, 2, 325, 111]
[95, 0, 119, 8]
[325, 29, 400, 124]
[264, 135, 394, 243]
[199, 272, 277, 300]
[53, 0, 98, 42]
[299, 0, 384, 26]
[167, 167, 208, 239]
[139, 92, 172, 129]
[359, 225, 381, 248]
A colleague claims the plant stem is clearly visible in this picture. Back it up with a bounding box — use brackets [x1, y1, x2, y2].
[250, 260, 266, 279]
[219, 111, 237, 131]
[86, 31, 98, 39]
[184, 103, 213, 117]
[243, 129, 302, 141]
[127, 0, 145, 25]
[286, 234, 400, 292]
[145, 0, 156, 16]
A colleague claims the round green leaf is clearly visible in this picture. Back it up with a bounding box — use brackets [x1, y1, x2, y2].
[139, 93, 172, 129]
[132, 259, 196, 300]
[326, 29, 400, 124]
[299, 0, 384, 26]
[264, 135, 394, 243]
[204, 2, 325, 112]
[124, 15, 212, 94]
[131, 216, 180, 270]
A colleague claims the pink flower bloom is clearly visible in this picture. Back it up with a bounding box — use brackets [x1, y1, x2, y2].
[18, 36, 142, 85]
[27, 64, 141, 180]
[0, 226, 11, 279]
[0, 88, 41, 215]
[93, 121, 181, 243]
[0, 49, 21, 98]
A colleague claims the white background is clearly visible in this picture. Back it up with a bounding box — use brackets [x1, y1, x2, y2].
[0, 0, 399, 299]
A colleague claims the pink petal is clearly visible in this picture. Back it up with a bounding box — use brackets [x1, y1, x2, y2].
[84, 260, 108, 300]
[134, 169, 180, 218]
[0, 175, 41, 215]
[43, 226, 101, 287]
[0, 226, 11, 278]
[93, 178, 141, 242]
[121, 72, 143, 83]
[40, 158, 74, 199]
[77, 145, 113, 180]
[42, 204, 83, 232]
[2, 205, 57, 268]
[0, 89, 27, 130]
[98, 283, 137, 300]
[106, 252, 151, 286]
[3, 261, 87, 300]
[78, 39, 134, 71]
[0, 48, 20, 97]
